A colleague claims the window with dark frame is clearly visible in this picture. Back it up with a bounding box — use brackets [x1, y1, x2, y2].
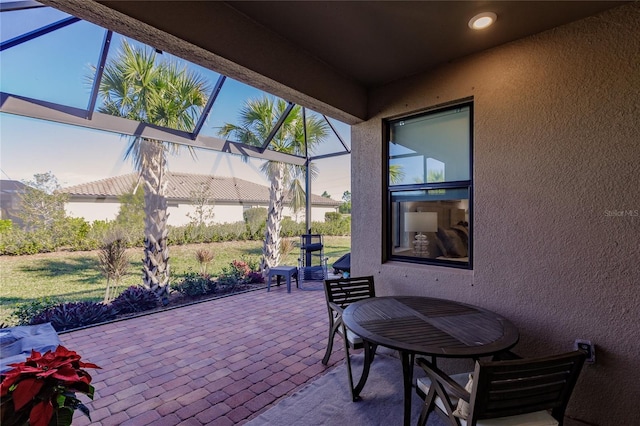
[385, 101, 473, 268]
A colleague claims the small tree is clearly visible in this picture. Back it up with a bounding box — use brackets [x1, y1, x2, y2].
[98, 234, 130, 302]
[186, 182, 215, 227]
[321, 190, 331, 198]
[339, 190, 351, 214]
[194, 248, 214, 275]
[279, 237, 296, 261]
[17, 172, 68, 232]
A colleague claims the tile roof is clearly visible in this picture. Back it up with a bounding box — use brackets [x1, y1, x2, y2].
[59, 173, 341, 206]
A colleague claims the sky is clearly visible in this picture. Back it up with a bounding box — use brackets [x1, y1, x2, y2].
[0, 3, 352, 201]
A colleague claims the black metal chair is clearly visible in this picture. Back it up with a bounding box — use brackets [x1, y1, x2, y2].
[322, 275, 377, 401]
[298, 234, 328, 285]
[415, 350, 587, 426]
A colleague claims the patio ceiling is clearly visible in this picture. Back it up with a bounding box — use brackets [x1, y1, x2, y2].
[41, 0, 627, 123]
[1, 0, 626, 165]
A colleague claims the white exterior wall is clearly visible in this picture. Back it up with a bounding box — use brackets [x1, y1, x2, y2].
[65, 201, 120, 223]
[65, 200, 335, 225]
[309, 206, 338, 222]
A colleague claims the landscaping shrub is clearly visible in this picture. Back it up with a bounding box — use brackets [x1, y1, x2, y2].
[216, 274, 239, 291]
[71, 220, 118, 251]
[312, 215, 351, 236]
[244, 207, 267, 238]
[280, 217, 305, 237]
[0, 219, 129, 254]
[0, 219, 13, 233]
[53, 217, 91, 249]
[215, 222, 248, 241]
[246, 271, 265, 284]
[0, 215, 350, 255]
[325, 212, 342, 222]
[11, 296, 63, 326]
[168, 221, 248, 245]
[231, 260, 251, 278]
[114, 186, 145, 241]
[173, 272, 217, 297]
[0, 228, 56, 255]
[111, 286, 159, 315]
[30, 301, 117, 332]
[217, 257, 263, 291]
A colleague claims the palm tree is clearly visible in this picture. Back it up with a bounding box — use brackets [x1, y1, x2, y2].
[219, 96, 328, 272]
[389, 164, 406, 185]
[94, 40, 210, 297]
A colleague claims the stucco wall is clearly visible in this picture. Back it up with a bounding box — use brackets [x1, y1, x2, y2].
[352, 4, 640, 425]
[66, 200, 334, 225]
[65, 202, 120, 223]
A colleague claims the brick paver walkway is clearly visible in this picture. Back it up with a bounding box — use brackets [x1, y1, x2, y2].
[61, 284, 346, 425]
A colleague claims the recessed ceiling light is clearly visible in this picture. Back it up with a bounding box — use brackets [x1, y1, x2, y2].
[469, 12, 497, 30]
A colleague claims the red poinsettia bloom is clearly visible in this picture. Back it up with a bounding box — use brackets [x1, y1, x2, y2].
[0, 345, 100, 426]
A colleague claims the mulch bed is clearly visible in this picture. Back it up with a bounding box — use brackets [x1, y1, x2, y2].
[114, 283, 267, 320]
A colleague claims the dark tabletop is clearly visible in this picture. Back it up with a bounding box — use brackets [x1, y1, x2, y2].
[342, 296, 519, 357]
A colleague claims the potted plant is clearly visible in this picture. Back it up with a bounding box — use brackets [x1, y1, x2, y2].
[0, 346, 99, 426]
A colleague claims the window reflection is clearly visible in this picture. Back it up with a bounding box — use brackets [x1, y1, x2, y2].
[386, 102, 472, 268]
[389, 106, 470, 186]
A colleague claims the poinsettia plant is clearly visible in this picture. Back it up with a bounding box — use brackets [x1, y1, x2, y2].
[0, 345, 100, 426]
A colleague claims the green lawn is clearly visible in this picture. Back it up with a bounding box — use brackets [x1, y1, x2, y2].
[0, 236, 350, 325]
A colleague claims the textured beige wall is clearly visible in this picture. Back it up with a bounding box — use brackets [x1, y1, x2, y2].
[352, 4, 640, 425]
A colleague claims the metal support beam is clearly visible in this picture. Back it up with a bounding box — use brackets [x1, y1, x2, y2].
[0, 16, 80, 51]
[310, 151, 351, 161]
[192, 75, 226, 138]
[303, 107, 311, 233]
[260, 101, 295, 152]
[323, 114, 351, 153]
[0, 92, 307, 166]
[86, 30, 113, 120]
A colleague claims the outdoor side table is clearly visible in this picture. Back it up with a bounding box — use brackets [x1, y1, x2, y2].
[266, 266, 299, 293]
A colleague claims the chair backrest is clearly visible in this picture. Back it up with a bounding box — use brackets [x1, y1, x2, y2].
[299, 234, 325, 270]
[300, 234, 323, 249]
[323, 275, 375, 309]
[469, 350, 587, 423]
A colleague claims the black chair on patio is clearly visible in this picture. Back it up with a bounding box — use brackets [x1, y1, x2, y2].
[332, 252, 351, 275]
[415, 350, 587, 426]
[298, 234, 328, 286]
[322, 275, 377, 401]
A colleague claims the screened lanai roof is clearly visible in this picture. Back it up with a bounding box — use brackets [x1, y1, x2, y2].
[0, 0, 351, 167]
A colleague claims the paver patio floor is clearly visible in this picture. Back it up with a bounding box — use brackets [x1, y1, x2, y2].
[61, 283, 346, 425]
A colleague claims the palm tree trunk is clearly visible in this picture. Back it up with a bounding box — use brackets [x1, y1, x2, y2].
[140, 140, 171, 297]
[262, 164, 285, 273]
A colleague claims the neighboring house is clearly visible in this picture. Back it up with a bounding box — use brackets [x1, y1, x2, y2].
[58, 172, 340, 226]
[0, 180, 30, 226]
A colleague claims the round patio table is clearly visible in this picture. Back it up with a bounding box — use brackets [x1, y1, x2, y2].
[342, 296, 519, 426]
